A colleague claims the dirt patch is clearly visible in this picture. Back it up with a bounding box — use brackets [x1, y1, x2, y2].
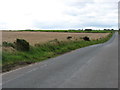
[2, 47, 16, 52]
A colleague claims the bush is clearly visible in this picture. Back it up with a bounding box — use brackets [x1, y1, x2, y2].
[3, 41, 15, 48]
[14, 39, 30, 51]
[67, 36, 72, 40]
[85, 29, 92, 31]
[83, 36, 90, 41]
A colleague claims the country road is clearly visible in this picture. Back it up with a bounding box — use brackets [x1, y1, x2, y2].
[2, 32, 118, 88]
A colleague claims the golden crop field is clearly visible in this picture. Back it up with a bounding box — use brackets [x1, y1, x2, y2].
[2, 31, 110, 46]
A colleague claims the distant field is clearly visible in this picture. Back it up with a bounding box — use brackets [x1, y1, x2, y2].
[3, 31, 110, 46]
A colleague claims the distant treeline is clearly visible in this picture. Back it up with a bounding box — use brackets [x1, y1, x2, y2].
[17, 30, 114, 33]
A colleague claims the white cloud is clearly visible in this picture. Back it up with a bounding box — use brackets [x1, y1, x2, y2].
[0, 0, 119, 30]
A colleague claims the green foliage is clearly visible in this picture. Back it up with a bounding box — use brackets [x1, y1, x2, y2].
[83, 36, 90, 41]
[14, 39, 30, 51]
[2, 33, 113, 72]
[3, 41, 15, 48]
[18, 30, 114, 33]
[67, 36, 72, 40]
[85, 29, 92, 31]
[118, 31, 120, 34]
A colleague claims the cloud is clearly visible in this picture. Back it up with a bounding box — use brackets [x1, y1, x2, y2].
[0, 0, 118, 30]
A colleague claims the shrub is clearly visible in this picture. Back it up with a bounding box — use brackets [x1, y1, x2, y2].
[85, 29, 92, 31]
[14, 39, 30, 51]
[67, 36, 72, 40]
[83, 36, 90, 41]
[53, 39, 60, 44]
[3, 41, 15, 48]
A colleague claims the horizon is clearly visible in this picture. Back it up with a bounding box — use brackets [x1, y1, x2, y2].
[0, 29, 118, 30]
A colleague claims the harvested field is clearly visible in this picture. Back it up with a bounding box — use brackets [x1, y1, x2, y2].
[2, 31, 110, 46]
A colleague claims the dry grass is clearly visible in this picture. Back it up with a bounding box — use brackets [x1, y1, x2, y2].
[2, 31, 110, 46]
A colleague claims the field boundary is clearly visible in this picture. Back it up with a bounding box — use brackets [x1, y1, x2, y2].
[2, 32, 114, 72]
[17, 30, 114, 33]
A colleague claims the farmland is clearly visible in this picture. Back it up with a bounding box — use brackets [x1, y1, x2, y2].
[3, 31, 110, 46]
[2, 31, 114, 72]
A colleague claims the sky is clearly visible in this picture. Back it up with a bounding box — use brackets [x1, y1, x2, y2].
[0, 0, 119, 30]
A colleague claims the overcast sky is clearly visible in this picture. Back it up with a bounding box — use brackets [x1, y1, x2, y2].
[0, 0, 119, 30]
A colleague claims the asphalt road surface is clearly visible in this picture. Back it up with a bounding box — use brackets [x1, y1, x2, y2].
[2, 32, 118, 88]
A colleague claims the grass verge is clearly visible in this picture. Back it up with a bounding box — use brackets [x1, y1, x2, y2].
[2, 33, 113, 72]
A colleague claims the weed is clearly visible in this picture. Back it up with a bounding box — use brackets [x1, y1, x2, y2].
[2, 41, 15, 48]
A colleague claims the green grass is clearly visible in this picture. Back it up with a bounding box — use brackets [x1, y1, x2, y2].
[17, 30, 114, 33]
[118, 31, 120, 34]
[2, 33, 113, 72]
